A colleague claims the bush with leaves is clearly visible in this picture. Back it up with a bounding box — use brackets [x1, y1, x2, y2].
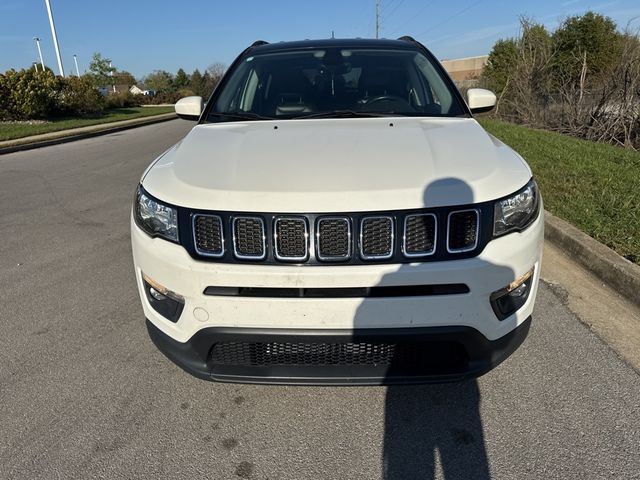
[481, 12, 640, 149]
[0, 67, 112, 120]
[0, 68, 61, 120]
[136, 91, 183, 105]
[57, 76, 104, 116]
[104, 91, 139, 109]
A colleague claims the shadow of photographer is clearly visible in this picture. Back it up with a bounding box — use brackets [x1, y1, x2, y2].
[351, 177, 512, 479]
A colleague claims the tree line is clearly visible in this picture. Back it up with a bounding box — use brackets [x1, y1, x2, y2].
[87, 53, 226, 103]
[481, 11, 640, 149]
[0, 53, 226, 120]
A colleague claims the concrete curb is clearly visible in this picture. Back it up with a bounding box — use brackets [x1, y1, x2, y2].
[0, 112, 177, 155]
[544, 211, 640, 307]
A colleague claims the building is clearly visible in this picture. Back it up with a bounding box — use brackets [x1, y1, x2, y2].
[440, 55, 489, 86]
[130, 85, 156, 96]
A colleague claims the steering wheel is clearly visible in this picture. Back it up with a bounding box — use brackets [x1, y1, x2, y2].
[362, 95, 406, 105]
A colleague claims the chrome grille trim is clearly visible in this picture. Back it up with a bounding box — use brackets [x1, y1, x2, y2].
[359, 216, 394, 260]
[232, 216, 267, 260]
[192, 214, 225, 258]
[446, 209, 480, 253]
[402, 213, 437, 258]
[316, 217, 352, 261]
[273, 217, 309, 262]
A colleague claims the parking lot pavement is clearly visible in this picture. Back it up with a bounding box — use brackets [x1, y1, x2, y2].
[1, 120, 639, 479]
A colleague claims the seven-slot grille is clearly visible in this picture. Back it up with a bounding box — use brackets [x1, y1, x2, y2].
[447, 210, 479, 252]
[360, 217, 394, 259]
[233, 217, 266, 259]
[317, 218, 351, 260]
[403, 214, 436, 257]
[191, 210, 481, 263]
[274, 217, 308, 261]
[193, 215, 224, 257]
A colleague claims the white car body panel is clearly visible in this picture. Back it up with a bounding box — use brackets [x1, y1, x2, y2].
[132, 209, 543, 344]
[142, 117, 532, 213]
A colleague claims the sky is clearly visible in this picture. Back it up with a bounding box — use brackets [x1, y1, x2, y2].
[1, 0, 639, 80]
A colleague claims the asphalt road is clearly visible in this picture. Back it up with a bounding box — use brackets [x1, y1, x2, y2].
[1, 120, 639, 480]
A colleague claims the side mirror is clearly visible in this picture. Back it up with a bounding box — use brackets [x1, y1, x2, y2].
[467, 88, 496, 114]
[175, 96, 203, 121]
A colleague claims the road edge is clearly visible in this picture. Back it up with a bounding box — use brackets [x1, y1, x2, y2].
[544, 211, 640, 307]
[0, 112, 177, 155]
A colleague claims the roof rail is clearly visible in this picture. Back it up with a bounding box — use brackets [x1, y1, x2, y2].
[397, 36, 418, 44]
[250, 40, 269, 48]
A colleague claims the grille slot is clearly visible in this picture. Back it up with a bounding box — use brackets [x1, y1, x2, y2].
[209, 340, 468, 373]
[447, 210, 479, 253]
[360, 216, 394, 259]
[193, 215, 224, 257]
[317, 217, 351, 260]
[274, 217, 308, 261]
[232, 217, 266, 259]
[403, 214, 436, 257]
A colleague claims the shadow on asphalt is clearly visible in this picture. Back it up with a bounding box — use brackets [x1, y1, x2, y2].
[354, 178, 497, 478]
[382, 383, 490, 479]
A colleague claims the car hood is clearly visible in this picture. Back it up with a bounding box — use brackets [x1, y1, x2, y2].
[142, 117, 531, 212]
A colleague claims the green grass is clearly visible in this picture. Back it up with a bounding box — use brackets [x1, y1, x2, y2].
[0, 106, 175, 141]
[479, 118, 640, 264]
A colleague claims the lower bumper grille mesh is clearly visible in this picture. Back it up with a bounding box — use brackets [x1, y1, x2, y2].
[210, 341, 468, 371]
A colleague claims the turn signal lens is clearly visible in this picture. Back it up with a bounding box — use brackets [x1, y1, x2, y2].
[490, 268, 534, 320]
[142, 273, 185, 322]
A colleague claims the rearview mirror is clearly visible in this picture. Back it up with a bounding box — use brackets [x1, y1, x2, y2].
[466, 88, 496, 114]
[175, 96, 203, 121]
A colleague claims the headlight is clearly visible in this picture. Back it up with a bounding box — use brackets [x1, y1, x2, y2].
[493, 179, 540, 237]
[134, 186, 179, 242]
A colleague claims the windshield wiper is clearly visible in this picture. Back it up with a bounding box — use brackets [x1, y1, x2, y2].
[208, 112, 275, 121]
[295, 110, 394, 119]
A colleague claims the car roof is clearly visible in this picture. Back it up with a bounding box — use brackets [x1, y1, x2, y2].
[248, 38, 420, 54]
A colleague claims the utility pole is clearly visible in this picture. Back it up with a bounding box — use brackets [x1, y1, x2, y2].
[44, 0, 64, 76]
[375, 0, 380, 39]
[33, 37, 45, 70]
[73, 54, 80, 76]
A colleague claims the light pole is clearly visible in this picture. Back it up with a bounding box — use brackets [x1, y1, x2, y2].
[33, 37, 45, 70]
[44, 0, 65, 76]
[73, 54, 80, 76]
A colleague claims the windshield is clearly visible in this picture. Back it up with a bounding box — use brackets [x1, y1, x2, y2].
[208, 47, 466, 121]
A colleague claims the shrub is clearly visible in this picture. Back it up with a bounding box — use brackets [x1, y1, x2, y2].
[481, 12, 640, 149]
[104, 91, 139, 109]
[0, 68, 109, 120]
[57, 76, 104, 116]
[0, 69, 61, 120]
[136, 91, 182, 105]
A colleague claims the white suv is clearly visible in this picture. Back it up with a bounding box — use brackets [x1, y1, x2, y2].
[131, 38, 543, 385]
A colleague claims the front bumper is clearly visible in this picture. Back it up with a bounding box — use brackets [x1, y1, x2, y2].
[132, 208, 543, 383]
[146, 316, 531, 385]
